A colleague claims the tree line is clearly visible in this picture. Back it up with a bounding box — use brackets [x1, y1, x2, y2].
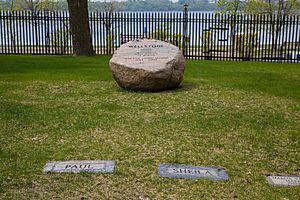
[0, 0, 217, 11]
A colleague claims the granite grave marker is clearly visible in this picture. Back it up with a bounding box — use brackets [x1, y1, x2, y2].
[266, 174, 300, 186]
[158, 163, 229, 180]
[43, 160, 115, 173]
[109, 39, 185, 91]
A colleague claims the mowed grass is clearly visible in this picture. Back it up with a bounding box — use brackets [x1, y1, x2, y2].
[0, 55, 299, 199]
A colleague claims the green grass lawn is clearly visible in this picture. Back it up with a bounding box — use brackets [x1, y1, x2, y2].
[0, 55, 299, 199]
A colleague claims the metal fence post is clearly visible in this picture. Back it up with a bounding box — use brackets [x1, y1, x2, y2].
[44, 9, 50, 54]
[183, 4, 188, 58]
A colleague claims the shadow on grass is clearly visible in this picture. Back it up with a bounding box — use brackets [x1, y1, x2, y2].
[114, 81, 199, 94]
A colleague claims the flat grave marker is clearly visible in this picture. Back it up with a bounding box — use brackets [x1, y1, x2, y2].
[158, 163, 229, 180]
[266, 174, 300, 186]
[43, 160, 115, 173]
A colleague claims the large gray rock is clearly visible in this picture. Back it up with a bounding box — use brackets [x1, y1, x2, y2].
[109, 39, 185, 91]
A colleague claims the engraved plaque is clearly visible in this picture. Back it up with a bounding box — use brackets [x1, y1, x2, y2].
[266, 174, 300, 186]
[43, 160, 115, 173]
[158, 163, 229, 180]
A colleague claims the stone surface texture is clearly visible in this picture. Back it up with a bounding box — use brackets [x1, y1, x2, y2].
[43, 160, 115, 173]
[109, 39, 185, 91]
[158, 163, 229, 180]
[266, 175, 300, 186]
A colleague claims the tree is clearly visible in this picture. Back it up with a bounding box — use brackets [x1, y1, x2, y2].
[67, 0, 94, 55]
[245, 0, 300, 56]
[217, 0, 244, 57]
[89, 0, 123, 53]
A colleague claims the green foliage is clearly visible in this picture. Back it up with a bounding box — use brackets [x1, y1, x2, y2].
[171, 32, 183, 48]
[148, 23, 170, 41]
[217, 0, 243, 14]
[235, 32, 257, 60]
[244, 0, 300, 15]
[200, 30, 213, 59]
[51, 27, 70, 54]
[148, 23, 183, 48]
[0, 0, 67, 11]
[106, 33, 117, 49]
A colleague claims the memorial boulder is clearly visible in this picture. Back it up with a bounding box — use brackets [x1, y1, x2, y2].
[109, 39, 185, 91]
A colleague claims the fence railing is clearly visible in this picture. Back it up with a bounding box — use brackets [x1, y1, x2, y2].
[0, 10, 300, 62]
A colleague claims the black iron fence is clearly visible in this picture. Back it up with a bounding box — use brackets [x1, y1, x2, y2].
[0, 10, 300, 62]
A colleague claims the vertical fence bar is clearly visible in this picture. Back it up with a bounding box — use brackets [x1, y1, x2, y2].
[65, 10, 69, 54]
[55, 11, 59, 54]
[261, 14, 265, 61]
[188, 12, 192, 59]
[51, 11, 54, 54]
[91, 11, 95, 54]
[112, 12, 115, 54]
[34, 11, 38, 54]
[253, 14, 257, 61]
[0, 11, 3, 54]
[10, 11, 17, 54]
[59, 10, 63, 54]
[291, 15, 296, 63]
[282, 15, 288, 62]
[249, 14, 254, 61]
[0, 11, 2, 53]
[288, 15, 292, 62]
[42, 10, 45, 54]
[24, 11, 28, 54]
[124, 12, 127, 43]
[38, 10, 42, 54]
[175, 12, 179, 48]
[196, 12, 199, 59]
[94, 11, 97, 54]
[40, 10, 44, 54]
[163, 12, 166, 41]
[277, 14, 282, 62]
[2, 10, 5, 54]
[296, 15, 300, 62]
[9, 11, 13, 54]
[99, 12, 103, 55]
[209, 13, 213, 60]
[295, 15, 300, 62]
[35, 11, 39, 54]
[118, 11, 121, 48]
[45, 10, 48, 54]
[113, 11, 116, 52]
[5, 10, 8, 54]
[10, 11, 14, 54]
[182, 4, 188, 58]
[36, 10, 39, 54]
[262, 14, 266, 62]
[241, 14, 245, 61]
[59, 11, 63, 54]
[26, 11, 30, 54]
[211, 13, 215, 60]
[4, 10, 7, 54]
[142, 11, 145, 38]
[268, 14, 273, 62]
[224, 13, 228, 61]
[17, 10, 21, 54]
[105, 11, 108, 55]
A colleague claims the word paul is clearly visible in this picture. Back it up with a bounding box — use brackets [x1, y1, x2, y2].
[43, 160, 115, 173]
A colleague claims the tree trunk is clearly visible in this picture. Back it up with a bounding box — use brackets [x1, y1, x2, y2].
[67, 0, 94, 55]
